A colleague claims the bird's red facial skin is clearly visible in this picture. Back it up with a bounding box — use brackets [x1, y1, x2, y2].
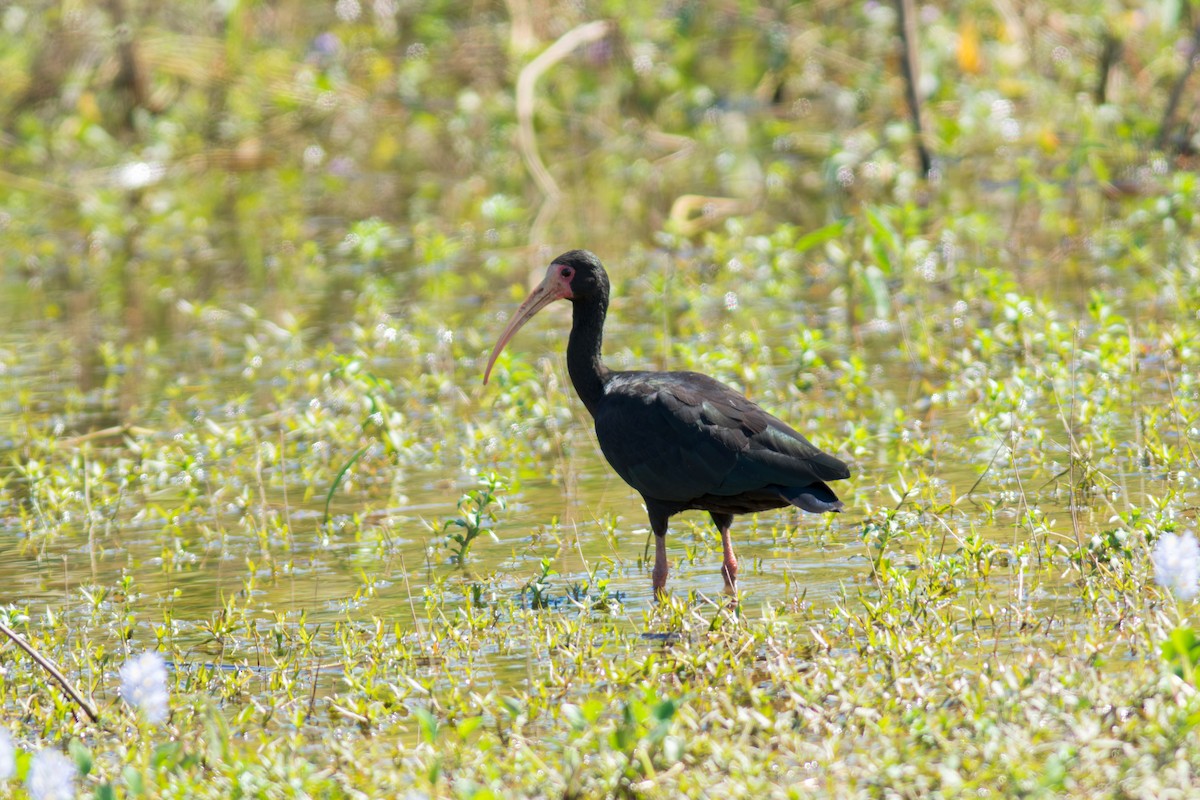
[482, 262, 575, 384]
[554, 263, 576, 297]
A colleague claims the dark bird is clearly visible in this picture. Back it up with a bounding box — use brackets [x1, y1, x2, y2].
[484, 250, 849, 595]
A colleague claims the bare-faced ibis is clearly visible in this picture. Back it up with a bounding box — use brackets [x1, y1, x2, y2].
[483, 250, 849, 595]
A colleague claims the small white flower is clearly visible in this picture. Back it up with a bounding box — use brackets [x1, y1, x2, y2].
[119, 652, 170, 724]
[0, 728, 14, 779]
[1152, 532, 1200, 599]
[26, 750, 76, 800]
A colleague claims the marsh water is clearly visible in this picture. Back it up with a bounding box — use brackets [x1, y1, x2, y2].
[2, 225, 1186, 690]
[6, 4, 1200, 794]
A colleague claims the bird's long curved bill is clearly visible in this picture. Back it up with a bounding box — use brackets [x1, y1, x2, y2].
[482, 274, 564, 385]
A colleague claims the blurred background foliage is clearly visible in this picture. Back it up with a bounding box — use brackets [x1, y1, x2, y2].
[0, 0, 1197, 330]
[3, 10, 1200, 793]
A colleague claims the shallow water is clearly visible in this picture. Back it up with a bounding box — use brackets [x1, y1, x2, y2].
[4, 249, 1184, 697]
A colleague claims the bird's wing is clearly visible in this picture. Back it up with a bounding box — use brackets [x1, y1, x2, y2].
[592, 371, 849, 504]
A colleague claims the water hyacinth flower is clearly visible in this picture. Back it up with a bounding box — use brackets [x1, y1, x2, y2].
[0, 728, 14, 780]
[26, 749, 76, 800]
[1152, 531, 1200, 600]
[119, 652, 170, 724]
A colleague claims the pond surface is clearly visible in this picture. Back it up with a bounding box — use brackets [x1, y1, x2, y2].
[3, 229, 1190, 691]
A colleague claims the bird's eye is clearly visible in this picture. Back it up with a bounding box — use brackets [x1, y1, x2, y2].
[560, 267, 572, 278]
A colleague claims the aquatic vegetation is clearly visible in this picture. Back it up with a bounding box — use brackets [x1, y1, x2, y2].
[439, 472, 509, 563]
[1, 0, 1200, 796]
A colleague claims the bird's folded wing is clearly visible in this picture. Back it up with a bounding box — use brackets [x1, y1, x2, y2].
[593, 371, 848, 503]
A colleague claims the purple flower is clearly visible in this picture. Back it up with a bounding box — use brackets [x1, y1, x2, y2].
[1152, 532, 1200, 599]
[119, 652, 170, 723]
[0, 728, 14, 780]
[27, 750, 76, 800]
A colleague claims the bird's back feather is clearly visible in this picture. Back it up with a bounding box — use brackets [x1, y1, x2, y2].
[592, 370, 848, 512]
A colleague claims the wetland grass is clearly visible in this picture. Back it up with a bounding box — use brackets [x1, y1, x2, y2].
[2, 1, 1200, 796]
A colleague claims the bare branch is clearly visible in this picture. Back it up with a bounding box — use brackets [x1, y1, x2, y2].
[893, 0, 933, 176]
[0, 622, 100, 724]
[1156, 22, 1200, 152]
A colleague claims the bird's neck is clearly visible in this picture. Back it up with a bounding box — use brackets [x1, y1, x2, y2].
[567, 298, 609, 415]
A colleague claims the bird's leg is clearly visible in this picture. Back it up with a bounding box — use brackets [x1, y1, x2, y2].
[711, 512, 737, 593]
[649, 510, 670, 598]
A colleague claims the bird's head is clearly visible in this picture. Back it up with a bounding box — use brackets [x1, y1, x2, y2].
[482, 250, 610, 384]
[549, 249, 609, 302]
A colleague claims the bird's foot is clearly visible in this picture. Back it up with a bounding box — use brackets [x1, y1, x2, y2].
[652, 567, 669, 600]
[720, 559, 738, 595]
[722, 581, 740, 612]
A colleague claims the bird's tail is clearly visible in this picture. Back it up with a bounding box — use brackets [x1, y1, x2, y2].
[780, 481, 844, 513]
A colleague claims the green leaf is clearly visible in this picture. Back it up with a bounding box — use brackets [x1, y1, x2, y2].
[323, 445, 368, 527]
[1087, 151, 1110, 184]
[499, 696, 524, 718]
[793, 219, 847, 255]
[611, 722, 633, 752]
[152, 741, 183, 771]
[582, 697, 605, 723]
[413, 707, 438, 743]
[69, 739, 93, 777]
[864, 263, 891, 319]
[561, 703, 586, 731]
[652, 699, 678, 723]
[123, 766, 145, 796]
[864, 206, 900, 272]
[1162, 626, 1200, 683]
[204, 704, 232, 763]
[14, 749, 31, 782]
[456, 716, 483, 739]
